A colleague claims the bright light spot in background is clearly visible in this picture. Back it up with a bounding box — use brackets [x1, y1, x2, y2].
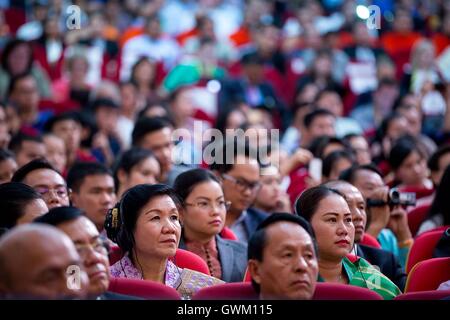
[207, 80, 221, 93]
[356, 5, 370, 20]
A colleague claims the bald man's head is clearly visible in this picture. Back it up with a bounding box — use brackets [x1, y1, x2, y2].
[0, 224, 89, 299]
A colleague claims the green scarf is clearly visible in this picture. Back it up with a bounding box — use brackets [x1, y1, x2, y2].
[318, 257, 402, 300]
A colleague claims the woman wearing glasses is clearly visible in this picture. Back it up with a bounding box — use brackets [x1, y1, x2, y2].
[174, 168, 248, 283]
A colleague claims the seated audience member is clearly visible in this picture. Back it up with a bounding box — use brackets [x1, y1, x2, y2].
[433, 227, 450, 258]
[388, 135, 433, 189]
[8, 132, 46, 167]
[174, 168, 247, 282]
[0, 148, 18, 184]
[105, 184, 223, 299]
[0, 224, 89, 299]
[0, 182, 48, 229]
[35, 206, 138, 300]
[114, 147, 161, 198]
[11, 159, 69, 209]
[209, 140, 268, 243]
[314, 88, 362, 138]
[254, 164, 291, 214]
[295, 186, 401, 299]
[343, 134, 372, 165]
[339, 164, 413, 268]
[131, 116, 189, 185]
[324, 180, 407, 291]
[299, 109, 336, 149]
[428, 145, 450, 188]
[247, 213, 318, 300]
[42, 133, 67, 174]
[67, 162, 116, 232]
[322, 150, 355, 182]
[417, 165, 450, 235]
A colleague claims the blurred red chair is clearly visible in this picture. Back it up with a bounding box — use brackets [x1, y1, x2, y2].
[394, 290, 450, 300]
[360, 233, 381, 249]
[192, 282, 258, 300]
[405, 257, 450, 292]
[408, 205, 431, 237]
[406, 230, 444, 273]
[170, 248, 210, 275]
[313, 283, 383, 300]
[108, 277, 181, 299]
[108, 245, 123, 265]
[220, 227, 238, 241]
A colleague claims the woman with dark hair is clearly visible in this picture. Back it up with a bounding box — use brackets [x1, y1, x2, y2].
[0, 182, 48, 229]
[105, 183, 223, 299]
[418, 165, 450, 235]
[130, 57, 160, 109]
[114, 147, 161, 198]
[0, 38, 51, 99]
[295, 186, 401, 299]
[0, 148, 17, 184]
[388, 135, 433, 189]
[173, 168, 247, 282]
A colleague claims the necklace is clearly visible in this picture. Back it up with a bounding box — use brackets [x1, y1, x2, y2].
[204, 246, 215, 278]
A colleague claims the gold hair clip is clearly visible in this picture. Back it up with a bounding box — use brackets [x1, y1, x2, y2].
[111, 208, 119, 229]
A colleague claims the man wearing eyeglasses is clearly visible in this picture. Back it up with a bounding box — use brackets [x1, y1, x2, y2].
[210, 141, 269, 243]
[35, 206, 138, 300]
[11, 158, 70, 209]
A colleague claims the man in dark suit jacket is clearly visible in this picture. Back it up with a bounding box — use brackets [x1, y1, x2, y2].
[35, 207, 139, 300]
[210, 140, 269, 244]
[179, 235, 247, 283]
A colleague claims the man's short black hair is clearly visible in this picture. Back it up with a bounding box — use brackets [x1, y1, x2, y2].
[43, 111, 82, 133]
[339, 164, 382, 184]
[247, 213, 317, 293]
[34, 206, 83, 226]
[66, 162, 112, 193]
[7, 72, 34, 97]
[8, 132, 43, 154]
[11, 158, 61, 182]
[322, 150, 355, 178]
[131, 116, 172, 147]
[91, 98, 119, 112]
[0, 148, 15, 162]
[428, 145, 450, 172]
[208, 139, 260, 174]
[303, 108, 335, 129]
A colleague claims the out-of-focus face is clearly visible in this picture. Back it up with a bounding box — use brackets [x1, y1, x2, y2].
[255, 166, 282, 212]
[52, 119, 82, 154]
[138, 128, 174, 179]
[314, 54, 332, 77]
[15, 198, 48, 225]
[310, 194, 354, 261]
[0, 158, 18, 184]
[308, 115, 336, 140]
[182, 181, 227, 239]
[387, 117, 409, 141]
[133, 195, 181, 259]
[58, 216, 110, 298]
[316, 92, 343, 117]
[349, 136, 371, 165]
[352, 169, 385, 199]
[0, 230, 88, 299]
[394, 11, 413, 33]
[221, 155, 261, 214]
[328, 157, 353, 181]
[43, 135, 67, 174]
[23, 168, 70, 209]
[398, 107, 422, 136]
[123, 156, 161, 189]
[395, 150, 427, 187]
[9, 76, 40, 111]
[7, 43, 30, 75]
[71, 175, 116, 231]
[249, 222, 318, 300]
[134, 59, 156, 85]
[95, 107, 119, 133]
[226, 110, 247, 130]
[120, 84, 138, 113]
[172, 89, 195, 123]
[15, 141, 46, 167]
[431, 153, 450, 186]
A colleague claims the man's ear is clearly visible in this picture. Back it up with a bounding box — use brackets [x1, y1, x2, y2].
[247, 259, 262, 285]
[69, 191, 79, 206]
